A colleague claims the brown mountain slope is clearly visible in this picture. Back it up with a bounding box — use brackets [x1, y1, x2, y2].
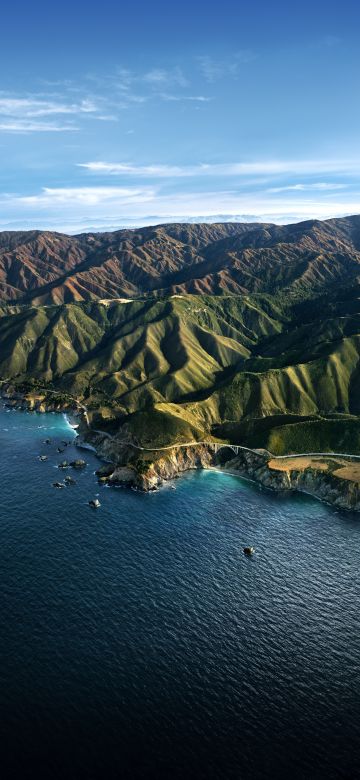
[1, 215, 360, 304]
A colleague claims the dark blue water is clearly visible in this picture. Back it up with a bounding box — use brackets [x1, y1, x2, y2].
[1, 407, 360, 779]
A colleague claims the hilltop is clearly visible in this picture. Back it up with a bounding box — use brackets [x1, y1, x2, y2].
[3, 263, 360, 457]
[3, 214, 360, 482]
[1, 215, 360, 304]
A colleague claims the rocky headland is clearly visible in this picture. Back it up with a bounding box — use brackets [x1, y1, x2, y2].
[3, 380, 360, 512]
[0, 382, 81, 417]
[77, 424, 360, 512]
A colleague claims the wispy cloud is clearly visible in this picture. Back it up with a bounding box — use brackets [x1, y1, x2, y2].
[86, 65, 212, 108]
[0, 97, 97, 118]
[2, 184, 360, 233]
[158, 93, 211, 103]
[78, 159, 360, 179]
[78, 161, 193, 177]
[0, 120, 77, 133]
[197, 51, 256, 82]
[0, 93, 113, 132]
[268, 182, 347, 193]
[143, 67, 188, 87]
[0, 67, 211, 134]
[14, 186, 155, 207]
[1, 180, 360, 233]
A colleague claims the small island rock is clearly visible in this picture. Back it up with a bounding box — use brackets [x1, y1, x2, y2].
[70, 459, 87, 470]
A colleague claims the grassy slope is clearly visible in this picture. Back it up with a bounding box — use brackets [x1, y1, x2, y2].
[214, 414, 360, 455]
[2, 285, 360, 449]
[0, 294, 283, 401]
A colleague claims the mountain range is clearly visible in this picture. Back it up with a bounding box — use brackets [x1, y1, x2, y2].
[2, 215, 360, 453]
[2, 215, 360, 304]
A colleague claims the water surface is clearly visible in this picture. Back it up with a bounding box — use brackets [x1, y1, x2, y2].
[0, 407, 359, 779]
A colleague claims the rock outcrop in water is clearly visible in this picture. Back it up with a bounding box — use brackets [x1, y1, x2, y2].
[3, 380, 360, 512]
[77, 426, 360, 511]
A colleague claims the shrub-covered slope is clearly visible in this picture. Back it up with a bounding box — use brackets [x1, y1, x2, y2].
[3, 281, 360, 450]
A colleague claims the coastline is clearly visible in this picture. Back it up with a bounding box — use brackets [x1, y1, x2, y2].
[0, 383, 83, 425]
[78, 426, 360, 513]
[206, 467, 347, 512]
[2, 384, 360, 513]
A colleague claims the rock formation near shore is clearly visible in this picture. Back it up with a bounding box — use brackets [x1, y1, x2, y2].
[78, 425, 360, 510]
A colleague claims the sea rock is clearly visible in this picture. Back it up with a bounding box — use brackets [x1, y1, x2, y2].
[73, 423, 360, 510]
[107, 466, 136, 486]
[70, 459, 87, 470]
[96, 463, 115, 478]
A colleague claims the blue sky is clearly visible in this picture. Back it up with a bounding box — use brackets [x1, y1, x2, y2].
[1, 0, 359, 232]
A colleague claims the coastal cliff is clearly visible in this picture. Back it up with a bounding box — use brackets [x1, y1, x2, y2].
[78, 425, 360, 511]
[223, 449, 360, 512]
[2, 380, 360, 512]
[77, 425, 214, 490]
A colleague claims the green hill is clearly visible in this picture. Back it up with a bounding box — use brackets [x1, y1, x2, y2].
[3, 277, 360, 451]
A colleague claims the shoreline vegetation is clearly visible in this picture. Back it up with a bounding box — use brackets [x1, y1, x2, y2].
[2, 384, 360, 513]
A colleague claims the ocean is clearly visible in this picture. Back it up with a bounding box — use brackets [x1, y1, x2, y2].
[0, 407, 359, 779]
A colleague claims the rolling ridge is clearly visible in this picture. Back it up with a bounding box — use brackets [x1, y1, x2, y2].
[2, 275, 360, 450]
[1, 216, 360, 304]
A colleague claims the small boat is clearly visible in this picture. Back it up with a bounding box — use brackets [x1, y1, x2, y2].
[243, 546, 255, 556]
[39, 455, 48, 462]
[89, 498, 101, 508]
[52, 482, 64, 489]
[64, 475, 76, 485]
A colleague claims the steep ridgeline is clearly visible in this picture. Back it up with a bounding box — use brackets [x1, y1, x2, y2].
[3, 279, 360, 454]
[1, 215, 360, 304]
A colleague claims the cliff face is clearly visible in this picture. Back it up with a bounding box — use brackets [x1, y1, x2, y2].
[3, 383, 359, 511]
[78, 427, 214, 490]
[225, 450, 360, 512]
[130, 445, 214, 490]
[78, 427, 360, 510]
